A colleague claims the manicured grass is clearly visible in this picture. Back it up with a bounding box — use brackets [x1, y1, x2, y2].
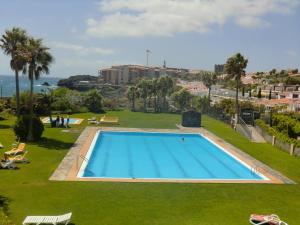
[0, 111, 300, 225]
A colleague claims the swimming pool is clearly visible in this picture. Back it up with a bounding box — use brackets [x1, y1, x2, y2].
[78, 131, 267, 181]
[42, 117, 83, 124]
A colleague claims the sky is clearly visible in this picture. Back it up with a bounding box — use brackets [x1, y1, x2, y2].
[0, 0, 299, 78]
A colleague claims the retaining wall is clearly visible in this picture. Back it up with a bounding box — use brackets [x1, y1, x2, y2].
[255, 126, 300, 157]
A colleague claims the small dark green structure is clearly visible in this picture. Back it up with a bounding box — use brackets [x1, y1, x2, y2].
[181, 110, 201, 127]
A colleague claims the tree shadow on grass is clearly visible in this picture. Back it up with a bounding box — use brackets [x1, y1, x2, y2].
[36, 137, 75, 150]
[0, 124, 11, 129]
[0, 195, 10, 215]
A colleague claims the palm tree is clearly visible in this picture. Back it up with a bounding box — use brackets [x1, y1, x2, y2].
[171, 88, 192, 112]
[38, 88, 55, 125]
[137, 79, 150, 112]
[200, 72, 217, 106]
[21, 37, 53, 141]
[225, 53, 248, 123]
[126, 86, 138, 111]
[158, 76, 174, 112]
[0, 27, 28, 116]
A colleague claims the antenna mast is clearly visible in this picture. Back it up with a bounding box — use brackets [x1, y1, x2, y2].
[146, 49, 151, 67]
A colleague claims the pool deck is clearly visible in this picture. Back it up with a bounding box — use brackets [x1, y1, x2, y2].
[50, 126, 295, 184]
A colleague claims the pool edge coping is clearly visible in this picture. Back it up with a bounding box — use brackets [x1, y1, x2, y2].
[49, 126, 295, 184]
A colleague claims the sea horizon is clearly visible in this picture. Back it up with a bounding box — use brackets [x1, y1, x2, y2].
[0, 75, 60, 97]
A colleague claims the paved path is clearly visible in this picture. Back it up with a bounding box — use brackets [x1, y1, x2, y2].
[249, 126, 266, 143]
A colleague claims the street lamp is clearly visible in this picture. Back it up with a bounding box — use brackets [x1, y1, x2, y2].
[146, 49, 151, 67]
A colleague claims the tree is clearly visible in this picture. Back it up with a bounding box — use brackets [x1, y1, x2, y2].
[257, 88, 262, 99]
[284, 77, 300, 85]
[151, 79, 160, 112]
[194, 96, 210, 113]
[21, 37, 53, 141]
[157, 76, 174, 112]
[225, 53, 248, 122]
[35, 89, 56, 126]
[269, 68, 276, 75]
[242, 87, 245, 97]
[268, 89, 272, 100]
[0, 27, 28, 116]
[214, 98, 235, 115]
[200, 72, 217, 106]
[85, 89, 103, 113]
[171, 88, 192, 111]
[137, 79, 150, 112]
[126, 86, 138, 111]
[292, 68, 298, 74]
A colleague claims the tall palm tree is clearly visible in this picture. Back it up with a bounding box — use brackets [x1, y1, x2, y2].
[200, 72, 217, 106]
[157, 76, 174, 112]
[225, 53, 248, 123]
[151, 78, 161, 113]
[21, 37, 53, 141]
[0, 27, 28, 116]
[137, 79, 150, 112]
[126, 86, 139, 111]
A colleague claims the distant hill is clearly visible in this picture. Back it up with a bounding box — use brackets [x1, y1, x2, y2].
[57, 75, 98, 90]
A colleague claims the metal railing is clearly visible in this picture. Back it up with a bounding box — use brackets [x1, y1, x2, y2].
[251, 165, 265, 175]
[77, 155, 89, 170]
[239, 116, 252, 140]
[77, 155, 94, 176]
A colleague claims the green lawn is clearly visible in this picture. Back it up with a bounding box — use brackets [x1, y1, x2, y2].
[0, 111, 300, 225]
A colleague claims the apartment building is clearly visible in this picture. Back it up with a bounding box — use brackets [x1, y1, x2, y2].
[100, 65, 189, 85]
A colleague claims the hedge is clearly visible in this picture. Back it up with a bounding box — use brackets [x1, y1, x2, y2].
[255, 119, 300, 147]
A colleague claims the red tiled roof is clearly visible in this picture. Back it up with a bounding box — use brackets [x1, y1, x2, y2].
[257, 98, 300, 106]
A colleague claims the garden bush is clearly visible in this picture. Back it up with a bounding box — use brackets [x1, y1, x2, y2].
[14, 115, 44, 141]
[255, 119, 300, 147]
[85, 89, 104, 113]
[272, 114, 300, 138]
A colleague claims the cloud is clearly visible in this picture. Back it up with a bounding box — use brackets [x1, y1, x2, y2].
[85, 0, 299, 37]
[48, 41, 115, 55]
[236, 16, 270, 28]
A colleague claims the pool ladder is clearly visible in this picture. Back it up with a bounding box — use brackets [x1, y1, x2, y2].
[77, 155, 89, 169]
[77, 155, 95, 176]
[251, 166, 265, 174]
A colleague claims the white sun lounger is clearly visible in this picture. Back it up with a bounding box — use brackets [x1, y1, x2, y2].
[0, 160, 16, 169]
[87, 117, 96, 121]
[22, 212, 72, 225]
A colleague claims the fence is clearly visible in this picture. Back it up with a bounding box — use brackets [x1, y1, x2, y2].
[206, 111, 231, 125]
[238, 116, 252, 140]
[255, 125, 300, 157]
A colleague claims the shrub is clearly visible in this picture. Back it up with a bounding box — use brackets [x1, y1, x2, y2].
[171, 88, 193, 111]
[0, 100, 9, 120]
[255, 119, 300, 147]
[103, 98, 118, 111]
[78, 106, 89, 113]
[0, 211, 14, 225]
[194, 96, 210, 113]
[14, 115, 44, 141]
[85, 89, 104, 113]
[50, 88, 85, 113]
[272, 114, 300, 138]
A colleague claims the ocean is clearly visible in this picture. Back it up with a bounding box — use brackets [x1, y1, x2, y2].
[0, 75, 60, 97]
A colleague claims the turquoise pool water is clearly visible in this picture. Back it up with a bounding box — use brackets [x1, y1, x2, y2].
[43, 118, 79, 124]
[79, 131, 265, 180]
